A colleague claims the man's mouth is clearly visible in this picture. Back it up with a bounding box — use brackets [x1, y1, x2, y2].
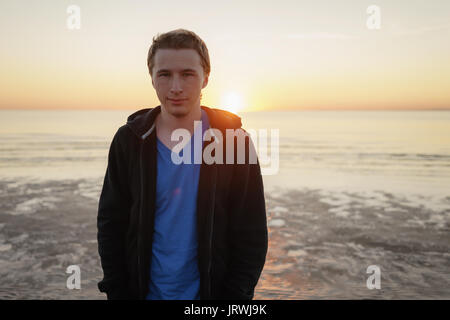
[168, 98, 187, 104]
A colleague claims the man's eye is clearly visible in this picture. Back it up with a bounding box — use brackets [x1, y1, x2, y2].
[159, 73, 193, 77]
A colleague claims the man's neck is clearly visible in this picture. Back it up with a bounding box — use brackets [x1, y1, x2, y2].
[156, 104, 202, 139]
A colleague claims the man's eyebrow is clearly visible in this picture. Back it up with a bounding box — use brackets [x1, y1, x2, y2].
[156, 69, 197, 74]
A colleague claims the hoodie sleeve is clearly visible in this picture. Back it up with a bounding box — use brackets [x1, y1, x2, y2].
[219, 129, 268, 300]
[97, 126, 132, 299]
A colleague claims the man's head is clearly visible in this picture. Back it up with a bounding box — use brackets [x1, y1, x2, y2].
[147, 29, 210, 118]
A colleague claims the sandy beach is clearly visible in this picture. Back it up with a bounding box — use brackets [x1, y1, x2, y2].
[1, 177, 448, 299]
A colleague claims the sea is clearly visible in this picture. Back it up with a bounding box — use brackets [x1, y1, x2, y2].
[1, 110, 449, 196]
[0, 109, 449, 299]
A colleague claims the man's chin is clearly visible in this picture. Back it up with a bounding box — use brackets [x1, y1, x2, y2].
[164, 104, 191, 118]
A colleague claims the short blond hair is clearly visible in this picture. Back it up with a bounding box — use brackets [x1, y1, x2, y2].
[147, 28, 211, 78]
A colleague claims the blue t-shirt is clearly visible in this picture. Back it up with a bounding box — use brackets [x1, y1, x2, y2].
[146, 109, 209, 300]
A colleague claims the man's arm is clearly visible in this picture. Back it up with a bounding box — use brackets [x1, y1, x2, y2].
[97, 127, 131, 300]
[220, 130, 268, 299]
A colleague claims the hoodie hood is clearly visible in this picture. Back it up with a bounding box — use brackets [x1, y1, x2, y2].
[126, 105, 242, 140]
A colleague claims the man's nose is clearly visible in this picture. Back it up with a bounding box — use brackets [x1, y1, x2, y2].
[170, 75, 183, 93]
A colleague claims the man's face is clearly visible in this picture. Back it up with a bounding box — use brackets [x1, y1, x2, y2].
[151, 48, 208, 118]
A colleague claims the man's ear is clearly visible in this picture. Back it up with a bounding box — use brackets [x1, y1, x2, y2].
[202, 74, 209, 89]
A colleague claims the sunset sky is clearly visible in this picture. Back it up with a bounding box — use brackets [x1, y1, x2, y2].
[0, 0, 449, 112]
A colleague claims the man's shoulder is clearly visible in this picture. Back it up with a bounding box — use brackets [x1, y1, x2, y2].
[202, 105, 242, 131]
[207, 107, 239, 121]
[110, 124, 139, 154]
[115, 124, 135, 140]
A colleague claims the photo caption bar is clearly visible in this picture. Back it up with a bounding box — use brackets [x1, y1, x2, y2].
[184, 303, 268, 318]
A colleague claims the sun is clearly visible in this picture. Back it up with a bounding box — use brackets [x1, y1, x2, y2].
[220, 92, 244, 114]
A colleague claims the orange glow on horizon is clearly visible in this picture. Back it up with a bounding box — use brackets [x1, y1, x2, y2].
[1, 2, 449, 111]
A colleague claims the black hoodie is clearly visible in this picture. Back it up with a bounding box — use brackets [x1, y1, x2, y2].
[97, 105, 268, 300]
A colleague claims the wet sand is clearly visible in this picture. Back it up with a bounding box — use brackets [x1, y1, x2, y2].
[256, 187, 450, 299]
[0, 178, 449, 299]
[0, 178, 103, 299]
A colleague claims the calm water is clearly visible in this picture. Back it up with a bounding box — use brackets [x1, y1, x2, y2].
[1, 109, 450, 196]
[0, 109, 449, 299]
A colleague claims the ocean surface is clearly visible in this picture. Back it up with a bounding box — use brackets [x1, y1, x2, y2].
[1, 110, 450, 196]
[0, 109, 449, 299]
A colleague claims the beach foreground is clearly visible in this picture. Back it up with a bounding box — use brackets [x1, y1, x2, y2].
[0, 178, 449, 299]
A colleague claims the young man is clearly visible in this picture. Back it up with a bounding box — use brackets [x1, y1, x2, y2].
[97, 29, 268, 300]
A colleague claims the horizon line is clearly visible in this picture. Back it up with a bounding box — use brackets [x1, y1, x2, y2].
[1, 107, 449, 112]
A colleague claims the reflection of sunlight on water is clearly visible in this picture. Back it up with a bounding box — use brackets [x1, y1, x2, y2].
[254, 230, 330, 299]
